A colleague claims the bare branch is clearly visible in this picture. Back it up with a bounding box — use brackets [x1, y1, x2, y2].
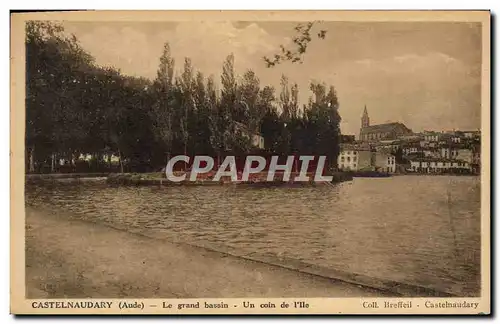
[263, 21, 327, 68]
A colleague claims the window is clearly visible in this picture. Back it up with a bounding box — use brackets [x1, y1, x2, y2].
[353, 156, 357, 162]
[353, 151, 357, 155]
[353, 164, 357, 168]
[347, 157, 351, 162]
[341, 157, 345, 162]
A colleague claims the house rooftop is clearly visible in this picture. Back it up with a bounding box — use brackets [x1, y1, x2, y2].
[340, 143, 371, 151]
[375, 149, 395, 156]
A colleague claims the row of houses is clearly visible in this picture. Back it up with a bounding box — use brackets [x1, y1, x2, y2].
[397, 131, 479, 174]
[338, 141, 479, 175]
[337, 143, 396, 173]
[409, 158, 472, 174]
[353, 106, 480, 174]
[422, 130, 480, 143]
[340, 107, 481, 174]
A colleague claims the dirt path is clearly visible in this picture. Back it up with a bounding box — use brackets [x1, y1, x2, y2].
[25, 207, 388, 298]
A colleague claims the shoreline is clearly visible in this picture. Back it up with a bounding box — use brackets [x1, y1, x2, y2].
[26, 172, 355, 186]
[25, 207, 455, 298]
[26, 173, 109, 179]
[25, 172, 479, 187]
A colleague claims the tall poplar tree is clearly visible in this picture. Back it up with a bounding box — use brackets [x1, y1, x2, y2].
[151, 42, 175, 164]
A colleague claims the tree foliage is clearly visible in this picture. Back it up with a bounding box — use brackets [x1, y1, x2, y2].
[25, 21, 341, 173]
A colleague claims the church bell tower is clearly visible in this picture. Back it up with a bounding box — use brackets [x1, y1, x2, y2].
[359, 105, 370, 141]
[361, 105, 370, 128]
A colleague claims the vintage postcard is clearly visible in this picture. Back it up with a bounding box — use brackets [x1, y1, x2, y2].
[10, 10, 490, 315]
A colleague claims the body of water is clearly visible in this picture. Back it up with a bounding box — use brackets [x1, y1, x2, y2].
[25, 175, 481, 296]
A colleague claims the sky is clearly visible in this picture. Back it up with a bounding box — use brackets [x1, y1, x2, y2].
[62, 20, 483, 136]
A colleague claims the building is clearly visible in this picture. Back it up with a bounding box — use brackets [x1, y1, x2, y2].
[374, 151, 396, 173]
[464, 130, 481, 139]
[233, 121, 265, 149]
[438, 133, 454, 146]
[403, 144, 421, 156]
[455, 148, 473, 163]
[423, 131, 440, 142]
[451, 134, 462, 144]
[340, 134, 356, 143]
[338, 143, 395, 173]
[374, 139, 401, 152]
[422, 148, 440, 158]
[408, 158, 471, 174]
[472, 150, 481, 165]
[359, 106, 413, 142]
[472, 145, 481, 174]
[251, 134, 265, 149]
[440, 146, 459, 159]
[337, 143, 372, 171]
[438, 142, 475, 161]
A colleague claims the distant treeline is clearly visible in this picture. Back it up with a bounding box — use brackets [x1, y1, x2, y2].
[26, 21, 341, 173]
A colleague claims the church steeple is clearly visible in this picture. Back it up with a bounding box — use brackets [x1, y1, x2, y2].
[361, 105, 370, 128]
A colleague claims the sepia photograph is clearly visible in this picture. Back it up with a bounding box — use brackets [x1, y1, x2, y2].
[10, 10, 490, 315]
